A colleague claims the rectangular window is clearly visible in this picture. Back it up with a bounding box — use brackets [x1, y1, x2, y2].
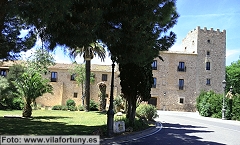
[102, 74, 107, 81]
[206, 62, 210, 70]
[207, 51, 210, 56]
[73, 92, 78, 98]
[206, 79, 211, 85]
[151, 60, 157, 70]
[152, 77, 157, 88]
[51, 72, 57, 82]
[70, 74, 76, 81]
[179, 79, 184, 90]
[179, 98, 184, 104]
[178, 62, 186, 72]
[0, 70, 7, 77]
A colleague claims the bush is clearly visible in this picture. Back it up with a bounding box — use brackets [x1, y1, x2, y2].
[90, 99, 99, 111]
[78, 105, 85, 111]
[68, 105, 77, 111]
[52, 105, 62, 110]
[115, 116, 149, 132]
[232, 95, 240, 121]
[61, 105, 68, 111]
[11, 97, 24, 110]
[136, 104, 158, 121]
[113, 95, 124, 112]
[66, 99, 76, 108]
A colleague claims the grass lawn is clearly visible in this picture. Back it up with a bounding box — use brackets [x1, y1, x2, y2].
[0, 110, 107, 135]
[0, 110, 151, 136]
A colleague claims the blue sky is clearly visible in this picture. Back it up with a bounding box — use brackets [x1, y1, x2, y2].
[22, 0, 240, 66]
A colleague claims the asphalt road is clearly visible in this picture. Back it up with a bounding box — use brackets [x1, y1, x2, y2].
[118, 111, 240, 145]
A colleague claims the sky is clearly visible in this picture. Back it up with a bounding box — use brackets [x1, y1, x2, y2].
[22, 0, 240, 66]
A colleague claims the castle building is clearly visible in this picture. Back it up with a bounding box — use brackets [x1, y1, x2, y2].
[150, 26, 226, 111]
[0, 26, 226, 111]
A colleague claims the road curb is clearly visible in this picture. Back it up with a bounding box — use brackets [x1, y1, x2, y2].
[101, 121, 162, 144]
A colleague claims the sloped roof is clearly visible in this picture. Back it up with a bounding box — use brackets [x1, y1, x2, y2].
[0, 61, 118, 72]
[49, 63, 116, 72]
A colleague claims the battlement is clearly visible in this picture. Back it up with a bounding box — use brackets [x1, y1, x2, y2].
[189, 26, 226, 35]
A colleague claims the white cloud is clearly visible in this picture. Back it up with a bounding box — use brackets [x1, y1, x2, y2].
[226, 49, 240, 58]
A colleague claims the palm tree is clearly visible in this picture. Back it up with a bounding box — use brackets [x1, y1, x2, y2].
[15, 71, 53, 117]
[69, 42, 105, 111]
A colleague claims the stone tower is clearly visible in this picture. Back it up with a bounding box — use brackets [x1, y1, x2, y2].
[189, 26, 226, 94]
[151, 26, 226, 111]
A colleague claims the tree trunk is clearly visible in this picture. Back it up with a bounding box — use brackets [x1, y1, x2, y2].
[22, 99, 32, 118]
[85, 60, 91, 111]
[81, 81, 84, 106]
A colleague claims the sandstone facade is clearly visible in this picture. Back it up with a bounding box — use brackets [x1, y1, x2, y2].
[151, 26, 226, 111]
[0, 26, 226, 111]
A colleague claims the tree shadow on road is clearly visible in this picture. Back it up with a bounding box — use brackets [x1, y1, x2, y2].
[127, 122, 225, 145]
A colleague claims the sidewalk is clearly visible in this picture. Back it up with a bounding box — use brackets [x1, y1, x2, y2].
[100, 122, 162, 145]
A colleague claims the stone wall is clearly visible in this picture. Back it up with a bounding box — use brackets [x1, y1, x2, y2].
[151, 26, 226, 111]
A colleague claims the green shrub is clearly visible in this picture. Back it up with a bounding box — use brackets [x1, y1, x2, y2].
[78, 105, 85, 111]
[52, 105, 62, 110]
[115, 116, 149, 132]
[232, 95, 240, 121]
[90, 99, 99, 111]
[12, 97, 24, 110]
[68, 105, 77, 111]
[136, 104, 158, 121]
[113, 95, 124, 112]
[66, 99, 76, 108]
[61, 105, 68, 111]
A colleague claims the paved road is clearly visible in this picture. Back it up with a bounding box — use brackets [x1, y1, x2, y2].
[118, 111, 240, 145]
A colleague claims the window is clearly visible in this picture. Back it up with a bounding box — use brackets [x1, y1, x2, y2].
[73, 92, 78, 98]
[179, 98, 184, 104]
[206, 79, 211, 85]
[207, 51, 210, 56]
[151, 60, 157, 70]
[178, 62, 186, 72]
[179, 79, 184, 90]
[0, 70, 7, 77]
[51, 72, 57, 82]
[152, 77, 157, 88]
[102, 74, 107, 81]
[206, 62, 210, 70]
[70, 74, 76, 81]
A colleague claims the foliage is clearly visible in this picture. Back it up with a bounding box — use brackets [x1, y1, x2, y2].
[136, 104, 158, 121]
[66, 99, 77, 111]
[78, 105, 85, 111]
[66, 99, 76, 108]
[27, 48, 55, 74]
[69, 42, 105, 112]
[120, 62, 154, 125]
[61, 106, 68, 111]
[114, 116, 149, 132]
[232, 94, 240, 121]
[69, 63, 95, 98]
[0, 0, 37, 60]
[52, 105, 62, 110]
[68, 105, 77, 111]
[98, 82, 107, 111]
[0, 76, 9, 99]
[90, 99, 99, 111]
[14, 71, 53, 117]
[11, 97, 24, 110]
[113, 95, 125, 112]
[196, 91, 230, 119]
[226, 59, 240, 94]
